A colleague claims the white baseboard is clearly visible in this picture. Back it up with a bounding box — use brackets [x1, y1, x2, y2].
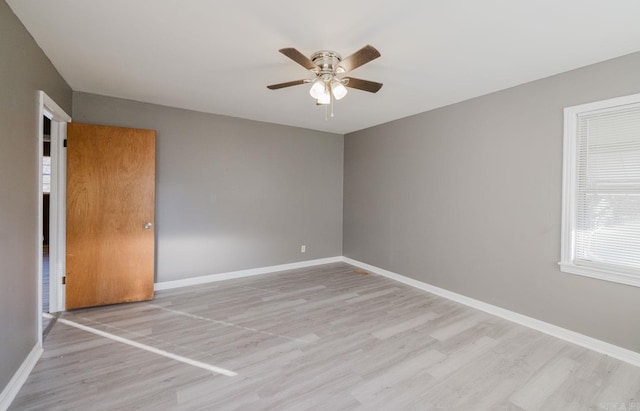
[155, 256, 343, 291]
[341, 257, 640, 368]
[0, 344, 42, 411]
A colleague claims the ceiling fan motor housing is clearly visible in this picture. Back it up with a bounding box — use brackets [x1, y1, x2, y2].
[310, 51, 345, 75]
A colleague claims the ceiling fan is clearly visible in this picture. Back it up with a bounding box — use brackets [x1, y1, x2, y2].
[267, 45, 383, 115]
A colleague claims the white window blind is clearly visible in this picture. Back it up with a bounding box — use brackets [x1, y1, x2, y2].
[561, 94, 640, 287]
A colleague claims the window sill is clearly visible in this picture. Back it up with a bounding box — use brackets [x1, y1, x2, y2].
[559, 262, 640, 288]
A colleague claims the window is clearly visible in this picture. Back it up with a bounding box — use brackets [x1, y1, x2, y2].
[43, 156, 51, 194]
[561, 93, 640, 287]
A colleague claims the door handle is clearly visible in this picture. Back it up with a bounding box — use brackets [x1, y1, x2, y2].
[144, 222, 153, 229]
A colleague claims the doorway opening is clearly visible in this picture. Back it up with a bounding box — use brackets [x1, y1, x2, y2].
[43, 115, 50, 311]
[37, 91, 71, 345]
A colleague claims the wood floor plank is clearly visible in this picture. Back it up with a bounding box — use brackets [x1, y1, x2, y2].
[510, 355, 578, 409]
[371, 312, 439, 340]
[10, 262, 640, 410]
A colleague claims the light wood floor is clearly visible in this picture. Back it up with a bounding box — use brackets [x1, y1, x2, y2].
[11, 263, 640, 410]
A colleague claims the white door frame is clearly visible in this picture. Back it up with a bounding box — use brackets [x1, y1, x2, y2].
[37, 91, 70, 343]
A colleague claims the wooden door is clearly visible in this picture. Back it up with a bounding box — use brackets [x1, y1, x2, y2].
[66, 123, 156, 309]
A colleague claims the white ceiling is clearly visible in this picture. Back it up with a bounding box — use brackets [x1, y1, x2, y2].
[7, 0, 640, 134]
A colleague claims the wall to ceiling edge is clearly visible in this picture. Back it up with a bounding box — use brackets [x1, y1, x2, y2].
[0, 0, 72, 393]
[343, 51, 640, 353]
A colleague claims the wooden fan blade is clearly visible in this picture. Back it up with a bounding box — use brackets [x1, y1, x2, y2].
[267, 79, 307, 90]
[343, 77, 383, 93]
[279, 48, 318, 71]
[338, 45, 381, 73]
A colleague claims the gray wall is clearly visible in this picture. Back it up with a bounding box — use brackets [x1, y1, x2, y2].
[344, 52, 640, 352]
[0, 0, 72, 392]
[72, 92, 343, 282]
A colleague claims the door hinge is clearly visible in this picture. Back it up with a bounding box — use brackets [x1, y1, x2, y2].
[62, 276, 66, 285]
[63, 139, 67, 148]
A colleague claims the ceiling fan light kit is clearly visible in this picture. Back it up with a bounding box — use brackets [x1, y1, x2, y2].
[267, 45, 383, 118]
[309, 77, 328, 99]
[330, 79, 348, 100]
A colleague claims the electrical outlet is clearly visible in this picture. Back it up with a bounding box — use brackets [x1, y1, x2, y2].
[301, 245, 306, 253]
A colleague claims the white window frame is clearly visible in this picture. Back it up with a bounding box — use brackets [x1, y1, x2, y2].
[560, 92, 640, 288]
